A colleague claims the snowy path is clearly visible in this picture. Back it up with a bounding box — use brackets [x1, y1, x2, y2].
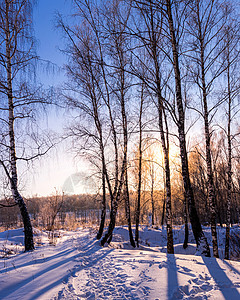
[56, 229, 240, 300]
[57, 235, 152, 299]
[0, 230, 85, 300]
[1, 228, 240, 299]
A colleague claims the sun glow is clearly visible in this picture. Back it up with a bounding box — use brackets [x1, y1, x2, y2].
[143, 140, 180, 168]
[139, 140, 181, 191]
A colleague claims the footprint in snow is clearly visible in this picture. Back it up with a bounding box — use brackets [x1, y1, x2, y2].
[178, 266, 196, 277]
[158, 261, 168, 269]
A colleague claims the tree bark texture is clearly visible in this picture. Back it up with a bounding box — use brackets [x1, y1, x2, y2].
[139, 0, 174, 253]
[165, 0, 210, 256]
[101, 48, 135, 246]
[225, 53, 232, 260]
[183, 195, 189, 249]
[96, 167, 106, 240]
[124, 173, 135, 247]
[199, 17, 219, 258]
[150, 163, 155, 227]
[135, 85, 144, 247]
[5, 0, 34, 251]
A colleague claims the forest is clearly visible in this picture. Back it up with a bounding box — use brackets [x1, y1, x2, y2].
[0, 0, 240, 263]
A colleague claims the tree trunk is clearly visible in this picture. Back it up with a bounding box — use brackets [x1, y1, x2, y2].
[100, 169, 125, 246]
[5, 1, 34, 251]
[161, 192, 166, 227]
[147, 2, 174, 252]
[101, 87, 129, 245]
[225, 53, 232, 260]
[101, 201, 118, 246]
[183, 195, 189, 249]
[150, 162, 155, 227]
[12, 187, 34, 251]
[96, 168, 106, 240]
[100, 7, 135, 246]
[165, 159, 174, 253]
[165, 0, 210, 256]
[159, 109, 174, 254]
[124, 173, 135, 247]
[135, 85, 144, 247]
[200, 34, 219, 258]
[121, 82, 135, 247]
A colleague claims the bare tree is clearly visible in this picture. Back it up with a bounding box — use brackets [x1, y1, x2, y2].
[221, 11, 240, 259]
[186, 0, 238, 257]
[100, 0, 135, 247]
[59, 0, 136, 246]
[135, 82, 144, 247]
[164, 0, 210, 256]
[40, 190, 64, 231]
[131, 0, 174, 253]
[58, 11, 110, 239]
[0, 0, 41, 251]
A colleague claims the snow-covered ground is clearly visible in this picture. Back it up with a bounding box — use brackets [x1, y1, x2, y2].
[0, 226, 240, 299]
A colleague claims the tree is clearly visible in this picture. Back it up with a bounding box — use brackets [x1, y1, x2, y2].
[134, 82, 144, 247]
[40, 190, 64, 231]
[59, 0, 136, 246]
[164, 0, 210, 256]
[0, 0, 38, 251]
[189, 147, 208, 222]
[132, 0, 174, 253]
[58, 8, 109, 240]
[221, 10, 240, 259]
[186, 0, 240, 258]
[186, 0, 229, 258]
[0, 0, 54, 251]
[100, 0, 135, 247]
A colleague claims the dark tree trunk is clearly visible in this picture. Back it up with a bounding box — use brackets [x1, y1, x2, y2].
[135, 85, 144, 247]
[183, 195, 189, 249]
[101, 173, 124, 246]
[225, 52, 232, 260]
[202, 96, 219, 258]
[160, 110, 174, 254]
[86, 59, 108, 240]
[165, 0, 210, 256]
[150, 163, 155, 227]
[101, 206, 117, 246]
[14, 190, 34, 251]
[96, 168, 106, 240]
[146, 1, 174, 253]
[124, 173, 135, 247]
[121, 83, 135, 247]
[100, 4, 135, 246]
[198, 26, 219, 257]
[5, 1, 34, 251]
[101, 73, 130, 245]
[161, 192, 166, 227]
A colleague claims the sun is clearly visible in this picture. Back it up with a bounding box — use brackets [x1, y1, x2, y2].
[143, 139, 179, 168]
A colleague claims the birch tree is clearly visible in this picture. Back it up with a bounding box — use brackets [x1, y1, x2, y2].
[0, 0, 54, 251]
[100, 0, 135, 247]
[222, 11, 240, 259]
[59, 0, 136, 246]
[186, 0, 237, 257]
[0, 0, 38, 251]
[58, 8, 111, 240]
[164, 0, 210, 256]
[135, 82, 144, 247]
[131, 0, 174, 253]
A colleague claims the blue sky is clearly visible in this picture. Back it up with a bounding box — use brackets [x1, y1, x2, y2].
[33, 0, 74, 88]
[34, 0, 72, 66]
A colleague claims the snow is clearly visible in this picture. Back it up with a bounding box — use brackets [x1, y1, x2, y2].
[0, 226, 240, 299]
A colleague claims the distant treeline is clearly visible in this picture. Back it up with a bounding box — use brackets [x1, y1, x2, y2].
[1, 177, 239, 231]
